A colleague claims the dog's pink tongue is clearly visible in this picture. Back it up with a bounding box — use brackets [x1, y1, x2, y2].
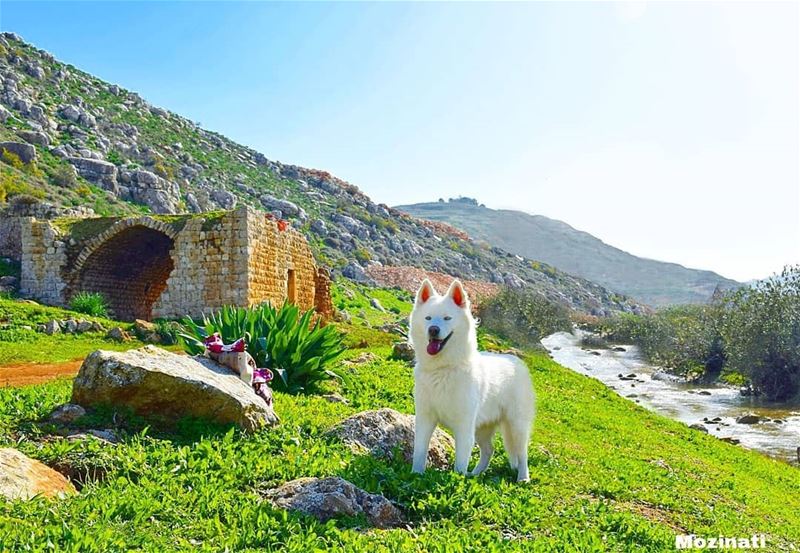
[427, 340, 443, 355]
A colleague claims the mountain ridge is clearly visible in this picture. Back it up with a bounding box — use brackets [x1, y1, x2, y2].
[0, 32, 645, 315]
[396, 197, 740, 306]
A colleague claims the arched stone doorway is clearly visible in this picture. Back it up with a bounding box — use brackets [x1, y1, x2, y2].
[70, 225, 175, 320]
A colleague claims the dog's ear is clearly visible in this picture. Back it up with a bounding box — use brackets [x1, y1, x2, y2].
[446, 280, 469, 309]
[416, 279, 437, 304]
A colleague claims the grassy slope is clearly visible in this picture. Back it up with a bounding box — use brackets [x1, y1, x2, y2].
[0, 297, 798, 551]
[0, 297, 153, 365]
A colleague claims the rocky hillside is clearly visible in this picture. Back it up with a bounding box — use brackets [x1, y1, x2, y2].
[397, 198, 741, 306]
[0, 33, 643, 316]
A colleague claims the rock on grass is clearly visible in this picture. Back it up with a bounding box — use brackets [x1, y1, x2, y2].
[329, 408, 453, 469]
[263, 476, 404, 528]
[71, 346, 278, 431]
[0, 448, 76, 500]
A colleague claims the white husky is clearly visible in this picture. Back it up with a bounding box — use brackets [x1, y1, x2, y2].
[409, 279, 536, 482]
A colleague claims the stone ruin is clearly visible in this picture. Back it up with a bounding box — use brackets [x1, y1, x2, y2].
[7, 205, 333, 321]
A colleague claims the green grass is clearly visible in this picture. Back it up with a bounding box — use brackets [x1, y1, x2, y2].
[0, 324, 798, 550]
[0, 290, 798, 550]
[69, 291, 109, 318]
[332, 280, 413, 327]
[0, 297, 149, 365]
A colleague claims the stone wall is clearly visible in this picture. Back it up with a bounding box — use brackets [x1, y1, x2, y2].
[19, 218, 67, 305]
[245, 212, 317, 312]
[19, 207, 332, 321]
[0, 217, 22, 259]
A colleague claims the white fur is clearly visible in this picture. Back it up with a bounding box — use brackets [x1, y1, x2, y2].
[409, 279, 536, 482]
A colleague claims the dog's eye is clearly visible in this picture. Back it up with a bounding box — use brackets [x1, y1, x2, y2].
[444, 316, 452, 321]
[425, 316, 431, 321]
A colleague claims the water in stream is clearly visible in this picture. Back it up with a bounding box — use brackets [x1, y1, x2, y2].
[541, 331, 800, 463]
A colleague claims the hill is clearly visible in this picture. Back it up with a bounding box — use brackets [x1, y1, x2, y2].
[0, 289, 798, 551]
[396, 198, 741, 307]
[0, 33, 644, 316]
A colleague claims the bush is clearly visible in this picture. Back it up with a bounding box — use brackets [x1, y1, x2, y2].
[0, 173, 37, 203]
[354, 248, 371, 263]
[179, 303, 346, 394]
[599, 306, 724, 377]
[153, 160, 175, 180]
[154, 319, 181, 345]
[69, 291, 109, 317]
[599, 267, 800, 399]
[720, 266, 800, 401]
[50, 165, 78, 188]
[106, 149, 123, 165]
[1, 150, 24, 170]
[477, 287, 571, 349]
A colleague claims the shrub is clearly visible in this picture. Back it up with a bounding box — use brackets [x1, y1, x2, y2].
[153, 160, 175, 180]
[69, 291, 108, 317]
[106, 149, 123, 165]
[1, 150, 24, 170]
[599, 306, 724, 377]
[0, 150, 45, 179]
[720, 266, 800, 401]
[50, 164, 78, 188]
[0, 174, 44, 203]
[477, 286, 571, 349]
[178, 303, 346, 394]
[154, 319, 181, 345]
[354, 248, 371, 263]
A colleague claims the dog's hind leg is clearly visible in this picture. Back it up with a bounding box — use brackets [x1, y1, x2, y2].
[469, 425, 495, 476]
[509, 421, 531, 482]
[500, 420, 518, 470]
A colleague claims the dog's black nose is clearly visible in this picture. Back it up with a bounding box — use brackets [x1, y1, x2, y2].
[428, 325, 440, 338]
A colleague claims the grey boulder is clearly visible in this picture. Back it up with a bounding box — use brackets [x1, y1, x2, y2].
[329, 408, 453, 469]
[71, 346, 278, 431]
[0, 141, 36, 164]
[263, 476, 404, 528]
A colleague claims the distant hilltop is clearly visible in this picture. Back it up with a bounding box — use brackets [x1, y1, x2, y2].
[396, 199, 741, 306]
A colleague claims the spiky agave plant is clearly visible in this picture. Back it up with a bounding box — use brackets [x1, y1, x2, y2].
[179, 303, 346, 394]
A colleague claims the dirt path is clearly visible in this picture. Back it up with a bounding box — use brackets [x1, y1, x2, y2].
[0, 360, 83, 388]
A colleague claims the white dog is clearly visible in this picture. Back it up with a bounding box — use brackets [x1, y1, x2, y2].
[409, 279, 536, 482]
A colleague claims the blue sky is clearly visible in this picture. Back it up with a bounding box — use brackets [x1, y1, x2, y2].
[2, 1, 798, 281]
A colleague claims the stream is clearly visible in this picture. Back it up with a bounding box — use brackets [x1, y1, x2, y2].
[541, 330, 800, 463]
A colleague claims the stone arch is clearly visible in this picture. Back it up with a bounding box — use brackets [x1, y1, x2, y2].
[68, 218, 179, 321]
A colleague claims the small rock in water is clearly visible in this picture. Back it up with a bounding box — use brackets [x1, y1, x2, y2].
[735, 414, 760, 425]
[612, 346, 626, 352]
[589, 351, 601, 356]
[698, 390, 712, 396]
[721, 437, 741, 445]
[689, 423, 709, 433]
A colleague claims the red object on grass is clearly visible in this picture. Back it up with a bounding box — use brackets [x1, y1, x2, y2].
[277, 220, 289, 232]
